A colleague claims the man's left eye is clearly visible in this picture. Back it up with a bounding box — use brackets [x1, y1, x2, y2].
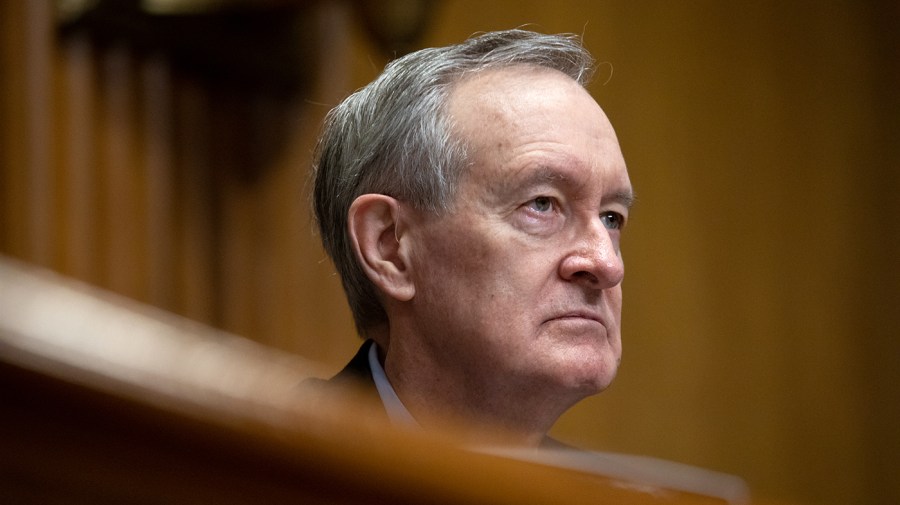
[527, 196, 554, 213]
[601, 211, 625, 230]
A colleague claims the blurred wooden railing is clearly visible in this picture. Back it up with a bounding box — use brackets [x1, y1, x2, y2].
[0, 256, 751, 504]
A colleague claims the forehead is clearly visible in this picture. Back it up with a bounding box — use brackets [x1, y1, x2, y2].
[447, 66, 629, 195]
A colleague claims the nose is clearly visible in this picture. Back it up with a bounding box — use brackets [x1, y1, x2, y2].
[558, 223, 624, 289]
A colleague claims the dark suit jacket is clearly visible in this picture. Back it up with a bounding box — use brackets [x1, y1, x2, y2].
[330, 339, 379, 386]
[302, 339, 388, 419]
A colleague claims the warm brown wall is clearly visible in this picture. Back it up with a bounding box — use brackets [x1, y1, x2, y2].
[2, 2, 898, 505]
[371, 3, 900, 503]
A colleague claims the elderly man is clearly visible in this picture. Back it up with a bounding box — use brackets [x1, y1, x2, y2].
[312, 29, 633, 447]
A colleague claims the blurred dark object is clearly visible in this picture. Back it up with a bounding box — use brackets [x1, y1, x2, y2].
[56, 0, 318, 98]
[352, 0, 440, 56]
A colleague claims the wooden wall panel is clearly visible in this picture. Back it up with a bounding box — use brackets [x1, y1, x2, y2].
[0, 2, 27, 257]
[1, 0, 361, 357]
[23, 0, 56, 268]
[58, 33, 99, 283]
[172, 77, 217, 323]
[141, 53, 176, 309]
[99, 43, 142, 299]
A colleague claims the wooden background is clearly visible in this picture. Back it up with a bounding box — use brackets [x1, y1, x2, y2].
[2, 2, 898, 505]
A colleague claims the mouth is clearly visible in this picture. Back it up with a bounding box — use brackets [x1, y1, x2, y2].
[545, 310, 605, 325]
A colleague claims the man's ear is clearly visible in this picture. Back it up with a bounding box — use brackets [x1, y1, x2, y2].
[347, 194, 415, 302]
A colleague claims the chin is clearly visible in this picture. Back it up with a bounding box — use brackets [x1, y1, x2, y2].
[552, 351, 619, 396]
[574, 369, 617, 394]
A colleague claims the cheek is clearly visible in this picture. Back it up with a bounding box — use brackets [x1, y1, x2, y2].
[413, 217, 503, 283]
[606, 287, 624, 334]
[411, 225, 491, 310]
[412, 227, 536, 329]
[610, 285, 624, 313]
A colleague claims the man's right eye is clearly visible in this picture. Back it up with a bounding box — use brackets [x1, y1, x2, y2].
[527, 196, 554, 213]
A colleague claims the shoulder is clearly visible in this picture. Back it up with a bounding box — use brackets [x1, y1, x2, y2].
[298, 340, 389, 422]
[330, 339, 377, 385]
[300, 340, 379, 400]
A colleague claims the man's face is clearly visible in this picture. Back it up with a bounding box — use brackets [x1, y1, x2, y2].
[404, 66, 632, 408]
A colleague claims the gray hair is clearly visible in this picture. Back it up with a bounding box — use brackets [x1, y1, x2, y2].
[312, 29, 596, 336]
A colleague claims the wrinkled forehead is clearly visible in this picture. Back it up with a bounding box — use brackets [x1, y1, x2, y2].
[448, 65, 589, 120]
[451, 67, 618, 155]
[446, 66, 614, 149]
[440, 66, 629, 212]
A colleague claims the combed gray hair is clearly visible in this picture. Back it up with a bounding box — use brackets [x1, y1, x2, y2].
[312, 29, 596, 336]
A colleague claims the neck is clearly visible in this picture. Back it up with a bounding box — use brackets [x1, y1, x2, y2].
[380, 335, 574, 447]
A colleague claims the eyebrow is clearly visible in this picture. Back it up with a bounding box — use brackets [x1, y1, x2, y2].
[516, 165, 571, 186]
[608, 189, 636, 210]
[511, 165, 636, 209]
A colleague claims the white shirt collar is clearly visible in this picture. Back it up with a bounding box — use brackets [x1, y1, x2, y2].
[368, 342, 419, 427]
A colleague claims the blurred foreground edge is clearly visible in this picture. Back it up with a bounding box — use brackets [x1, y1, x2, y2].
[0, 255, 749, 505]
